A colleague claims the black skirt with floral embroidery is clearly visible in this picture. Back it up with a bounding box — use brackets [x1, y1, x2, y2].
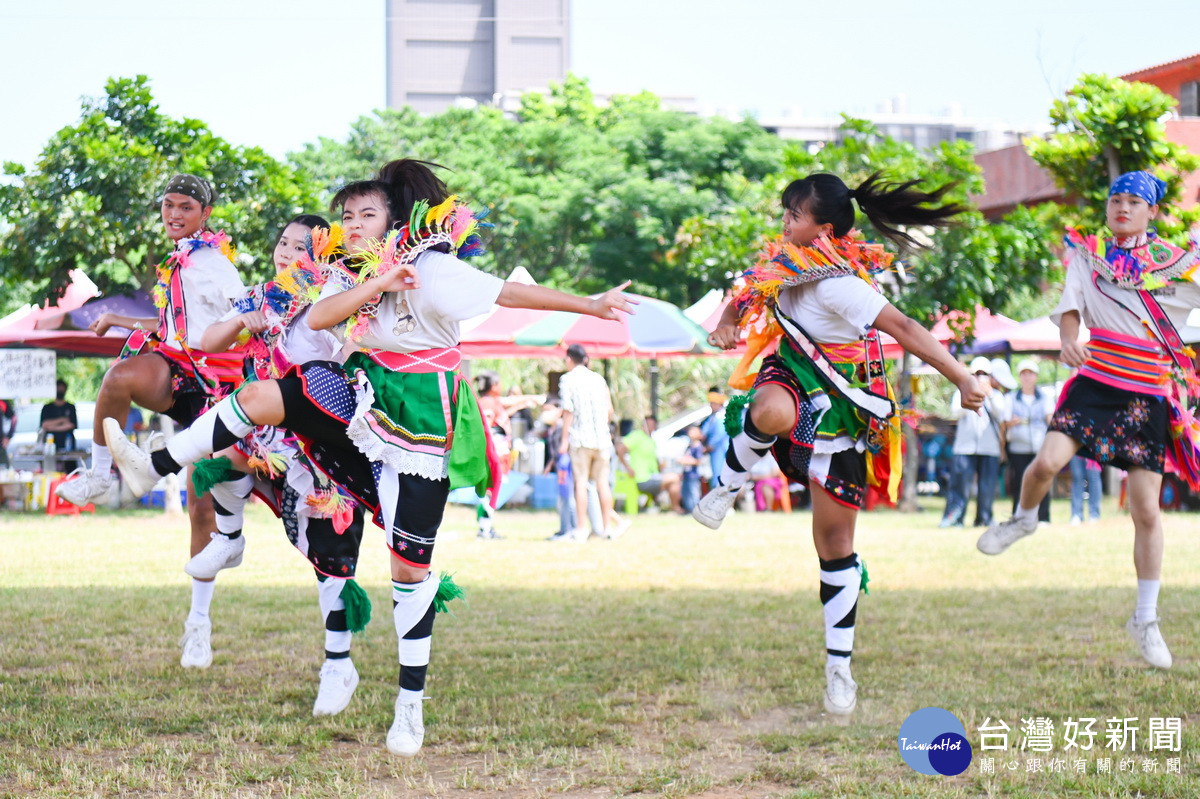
[1049, 375, 1169, 472]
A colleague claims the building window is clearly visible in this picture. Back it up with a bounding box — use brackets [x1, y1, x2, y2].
[1181, 81, 1200, 117]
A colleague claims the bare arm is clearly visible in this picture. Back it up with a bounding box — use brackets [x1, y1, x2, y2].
[200, 311, 268, 352]
[558, 409, 574, 453]
[90, 313, 159, 337]
[707, 302, 742, 349]
[872, 303, 985, 411]
[497, 281, 635, 320]
[307, 267, 418, 331]
[1058, 310, 1088, 368]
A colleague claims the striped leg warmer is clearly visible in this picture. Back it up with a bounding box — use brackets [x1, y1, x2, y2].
[718, 414, 776, 490]
[819, 553, 863, 665]
[393, 574, 439, 702]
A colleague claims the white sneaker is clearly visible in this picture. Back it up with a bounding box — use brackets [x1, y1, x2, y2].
[976, 515, 1038, 555]
[692, 484, 740, 529]
[1070, 515, 1083, 526]
[605, 517, 632, 540]
[54, 467, 113, 507]
[1126, 616, 1173, 669]
[185, 533, 245, 579]
[824, 661, 858, 715]
[386, 695, 425, 756]
[179, 618, 212, 669]
[103, 417, 161, 497]
[313, 660, 359, 717]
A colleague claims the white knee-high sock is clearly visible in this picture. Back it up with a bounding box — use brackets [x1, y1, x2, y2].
[393, 575, 438, 701]
[155, 395, 255, 474]
[719, 415, 776, 490]
[317, 576, 352, 661]
[210, 474, 254, 538]
[820, 554, 864, 666]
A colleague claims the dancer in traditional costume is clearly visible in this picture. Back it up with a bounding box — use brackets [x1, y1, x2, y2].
[107, 159, 634, 755]
[62, 174, 249, 669]
[978, 171, 1200, 669]
[693, 172, 986, 715]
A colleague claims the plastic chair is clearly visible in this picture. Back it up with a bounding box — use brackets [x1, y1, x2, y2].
[613, 471, 640, 515]
[45, 477, 94, 515]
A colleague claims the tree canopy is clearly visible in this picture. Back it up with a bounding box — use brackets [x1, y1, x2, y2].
[289, 75, 784, 306]
[1026, 73, 1200, 237]
[0, 76, 322, 309]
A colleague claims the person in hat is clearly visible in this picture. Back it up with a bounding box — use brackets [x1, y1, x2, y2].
[939, 356, 1006, 528]
[693, 170, 986, 717]
[58, 173, 250, 670]
[978, 170, 1200, 670]
[1003, 358, 1052, 523]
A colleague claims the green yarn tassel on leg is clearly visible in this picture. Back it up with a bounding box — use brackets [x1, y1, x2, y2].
[433, 572, 466, 614]
[339, 578, 372, 633]
[858, 557, 870, 596]
[191, 457, 241, 495]
[724, 391, 755, 438]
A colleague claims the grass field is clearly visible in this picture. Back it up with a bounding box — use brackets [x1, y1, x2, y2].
[2, 497, 1198, 798]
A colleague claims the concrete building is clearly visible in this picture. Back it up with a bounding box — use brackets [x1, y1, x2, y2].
[758, 96, 1036, 155]
[385, 0, 570, 113]
[974, 53, 1200, 219]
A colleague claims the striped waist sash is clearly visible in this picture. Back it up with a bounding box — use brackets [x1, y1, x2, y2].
[1078, 328, 1170, 397]
[821, 342, 867, 365]
[363, 346, 462, 373]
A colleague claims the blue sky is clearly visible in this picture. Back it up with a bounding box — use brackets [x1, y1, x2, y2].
[2, 0, 1199, 166]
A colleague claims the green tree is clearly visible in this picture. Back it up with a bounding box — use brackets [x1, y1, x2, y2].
[0, 76, 323, 310]
[289, 75, 784, 306]
[1026, 73, 1200, 237]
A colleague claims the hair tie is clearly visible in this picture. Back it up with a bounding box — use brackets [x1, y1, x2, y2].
[848, 188, 859, 201]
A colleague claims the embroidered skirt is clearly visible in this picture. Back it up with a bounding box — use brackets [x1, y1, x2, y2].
[1049, 374, 1168, 472]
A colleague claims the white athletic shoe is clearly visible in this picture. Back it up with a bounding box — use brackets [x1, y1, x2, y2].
[386, 695, 426, 756]
[185, 533, 245, 579]
[824, 661, 858, 716]
[179, 618, 213, 669]
[313, 660, 359, 717]
[1126, 616, 1173, 670]
[103, 417, 161, 497]
[54, 467, 113, 507]
[976, 515, 1038, 555]
[692, 484, 739, 530]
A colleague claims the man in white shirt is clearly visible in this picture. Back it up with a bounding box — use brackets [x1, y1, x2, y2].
[557, 344, 627, 539]
[940, 357, 1007, 527]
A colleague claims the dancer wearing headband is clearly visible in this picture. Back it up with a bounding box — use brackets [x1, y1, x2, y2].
[60, 173, 249, 670]
[695, 172, 985, 716]
[978, 170, 1200, 670]
[107, 158, 635, 756]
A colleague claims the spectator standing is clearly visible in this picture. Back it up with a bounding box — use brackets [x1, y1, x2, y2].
[699, 387, 729, 488]
[0, 399, 15, 467]
[1069, 456, 1103, 524]
[1004, 359, 1052, 523]
[940, 358, 1005, 527]
[558, 344, 628, 539]
[40, 380, 79, 470]
[679, 424, 705, 512]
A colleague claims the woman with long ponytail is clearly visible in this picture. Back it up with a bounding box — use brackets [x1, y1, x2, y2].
[696, 171, 987, 716]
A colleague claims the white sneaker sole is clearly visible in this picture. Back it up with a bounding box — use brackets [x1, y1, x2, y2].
[691, 505, 724, 530]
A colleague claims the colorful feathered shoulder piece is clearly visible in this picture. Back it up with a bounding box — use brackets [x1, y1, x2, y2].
[1064, 227, 1199, 290]
[334, 196, 491, 342]
[731, 230, 893, 327]
[153, 230, 237, 310]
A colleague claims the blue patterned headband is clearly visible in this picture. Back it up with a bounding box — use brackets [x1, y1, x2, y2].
[1108, 171, 1167, 206]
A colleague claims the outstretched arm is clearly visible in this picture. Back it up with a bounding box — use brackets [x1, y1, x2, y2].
[497, 281, 636, 320]
[872, 303, 985, 411]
